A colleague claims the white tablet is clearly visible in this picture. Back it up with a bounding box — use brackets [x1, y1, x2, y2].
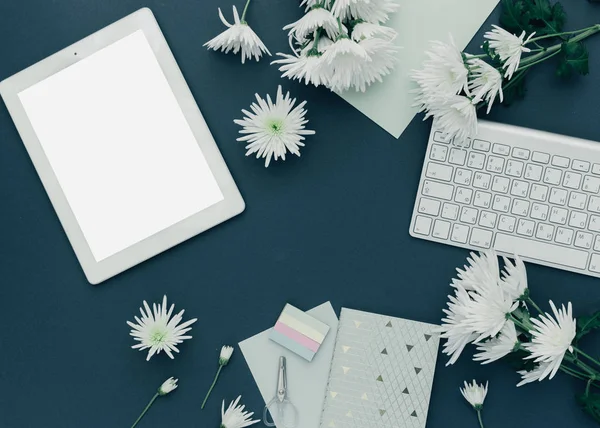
[0, 8, 245, 284]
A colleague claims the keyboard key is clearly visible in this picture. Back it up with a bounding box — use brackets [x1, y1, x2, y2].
[569, 192, 588, 210]
[455, 187, 473, 204]
[572, 160, 590, 172]
[413, 216, 432, 235]
[544, 168, 563, 185]
[589, 215, 600, 233]
[575, 231, 593, 249]
[422, 180, 453, 200]
[536, 223, 555, 241]
[593, 164, 600, 175]
[549, 188, 568, 205]
[473, 139, 491, 152]
[569, 211, 588, 229]
[563, 172, 582, 190]
[486, 156, 505, 173]
[479, 211, 497, 228]
[524, 164, 543, 181]
[511, 199, 530, 216]
[532, 152, 551, 164]
[454, 168, 472, 185]
[550, 207, 568, 225]
[432, 220, 451, 240]
[555, 227, 574, 246]
[470, 228, 493, 248]
[492, 176, 510, 193]
[531, 203, 549, 221]
[474, 191, 492, 209]
[449, 148, 467, 165]
[595, 236, 600, 252]
[530, 183, 548, 201]
[498, 215, 516, 233]
[451, 224, 470, 244]
[441, 203, 459, 220]
[517, 219, 535, 237]
[494, 233, 589, 270]
[492, 143, 510, 156]
[460, 206, 478, 224]
[426, 162, 453, 181]
[512, 148, 530, 160]
[467, 152, 486, 169]
[454, 138, 471, 149]
[589, 196, 600, 213]
[506, 160, 524, 177]
[473, 172, 491, 190]
[430, 144, 448, 161]
[590, 254, 600, 273]
[552, 155, 570, 168]
[418, 197, 441, 216]
[583, 176, 600, 193]
[433, 131, 452, 144]
[511, 180, 529, 197]
[493, 195, 511, 213]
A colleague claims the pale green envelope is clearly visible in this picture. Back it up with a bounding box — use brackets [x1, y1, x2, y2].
[239, 302, 339, 428]
[340, 0, 500, 138]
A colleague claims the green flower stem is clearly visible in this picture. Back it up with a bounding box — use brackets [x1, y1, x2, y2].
[528, 25, 600, 44]
[240, 0, 252, 24]
[518, 50, 562, 71]
[476, 409, 485, 428]
[519, 24, 600, 69]
[560, 364, 589, 381]
[525, 298, 544, 315]
[201, 365, 223, 409]
[574, 347, 600, 370]
[131, 393, 159, 428]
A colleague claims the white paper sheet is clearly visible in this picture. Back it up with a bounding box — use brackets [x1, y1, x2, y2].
[340, 0, 500, 138]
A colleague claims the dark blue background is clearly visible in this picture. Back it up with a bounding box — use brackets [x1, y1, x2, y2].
[1, 1, 600, 427]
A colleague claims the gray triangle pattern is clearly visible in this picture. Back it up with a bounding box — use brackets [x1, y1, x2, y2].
[319, 308, 440, 428]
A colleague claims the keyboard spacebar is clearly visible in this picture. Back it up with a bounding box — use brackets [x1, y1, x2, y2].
[494, 234, 588, 270]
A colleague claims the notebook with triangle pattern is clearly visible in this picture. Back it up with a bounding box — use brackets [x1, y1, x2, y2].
[319, 308, 440, 428]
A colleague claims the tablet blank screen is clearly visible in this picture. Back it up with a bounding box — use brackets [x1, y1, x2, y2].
[18, 30, 224, 262]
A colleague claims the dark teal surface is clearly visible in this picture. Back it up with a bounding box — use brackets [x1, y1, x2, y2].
[2, 1, 600, 427]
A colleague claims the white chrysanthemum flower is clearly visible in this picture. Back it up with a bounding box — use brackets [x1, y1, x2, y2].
[351, 22, 397, 41]
[523, 301, 576, 381]
[300, 0, 320, 12]
[517, 361, 553, 387]
[234, 86, 315, 167]
[127, 295, 198, 361]
[220, 345, 234, 365]
[411, 37, 469, 101]
[221, 396, 260, 428]
[158, 377, 178, 395]
[465, 279, 518, 342]
[484, 25, 534, 79]
[474, 321, 519, 364]
[453, 250, 500, 293]
[349, 38, 398, 92]
[321, 37, 370, 92]
[460, 380, 488, 410]
[204, 6, 271, 64]
[284, 7, 339, 40]
[501, 255, 528, 301]
[334, 0, 399, 23]
[439, 285, 478, 365]
[272, 46, 332, 87]
[468, 58, 504, 114]
[425, 95, 478, 144]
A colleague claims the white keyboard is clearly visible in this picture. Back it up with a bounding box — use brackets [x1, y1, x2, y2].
[410, 120, 600, 278]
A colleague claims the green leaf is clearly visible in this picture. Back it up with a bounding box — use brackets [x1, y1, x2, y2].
[576, 310, 600, 342]
[557, 42, 590, 78]
[577, 393, 600, 424]
[500, 0, 567, 37]
[503, 347, 536, 372]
